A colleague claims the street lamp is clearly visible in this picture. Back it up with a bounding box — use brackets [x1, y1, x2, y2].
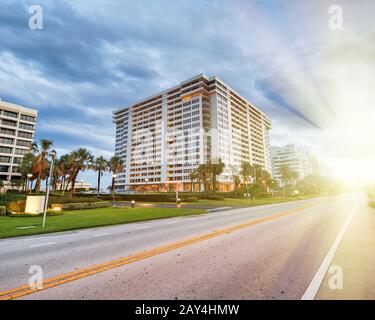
[145, 178, 149, 193]
[176, 182, 179, 206]
[80, 179, 84, 192]
[27, 173, 33, 194]
[112, 174, 117, 205]
[43, 150, 57, 229]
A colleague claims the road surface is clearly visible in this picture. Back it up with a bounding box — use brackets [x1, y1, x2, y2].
[1, 192, 374, 300]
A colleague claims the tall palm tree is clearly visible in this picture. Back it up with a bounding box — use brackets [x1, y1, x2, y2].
[31, 139, 53, 193]
[189, 169, 199, 192]
[92, 156, 108, 196]
[233, 175, 241, 196]
[210, 158, 225, 194]
[240, 161, 253, 198]
[197, 164, 210, 192]
[68, 148, 94, 197]
[55, 154, 71, 193]
[109, 156, 124, 192]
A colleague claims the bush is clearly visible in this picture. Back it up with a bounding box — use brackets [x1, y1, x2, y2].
[201, 195, 224, 201]
[0, 206, 7, 216]
[60, 201, 111, 211]
[48, 196, 103, 204]
[7, 200, 26, 213]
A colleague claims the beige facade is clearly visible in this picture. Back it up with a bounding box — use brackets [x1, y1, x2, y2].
[0, 100, 37, 181]
[113, 74, 271, 191]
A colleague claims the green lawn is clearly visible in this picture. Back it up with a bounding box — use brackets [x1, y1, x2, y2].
[176, 195, 318, 207]
[0, 207, 206, 239]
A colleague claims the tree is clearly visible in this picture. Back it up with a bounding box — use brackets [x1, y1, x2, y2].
[240, 161, 253, 197]
[197, 164, 210, 192]
[189, 169, 199, 192]
[233, 175, 241, 196]
[92, 156, 108, 196]
[55, 154, 71, 193]
[18, 152, 35, 192]
[279, 164, 299, 196]
[68, 148, 93, 197]
[109, 156, 124, 193]
[31, 139, 53, 193]
[210, 158, 225, 194]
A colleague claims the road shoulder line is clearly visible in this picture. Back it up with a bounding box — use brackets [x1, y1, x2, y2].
[301, 203, 358, 300]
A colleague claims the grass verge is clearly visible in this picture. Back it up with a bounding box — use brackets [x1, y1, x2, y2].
[175, 195, 319, 207]
[0, 207, 206, 239]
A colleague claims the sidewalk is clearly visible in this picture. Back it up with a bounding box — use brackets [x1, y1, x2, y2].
[316, 199, 375, 299]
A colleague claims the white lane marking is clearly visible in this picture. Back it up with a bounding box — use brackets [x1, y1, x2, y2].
[301, 203, 358, 300]
[93, 233, 110, 238]
[166, 221, 178, 225]
[30, 242, 56, 248]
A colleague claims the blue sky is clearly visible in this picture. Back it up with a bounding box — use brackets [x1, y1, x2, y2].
[1, 0, 374, 185]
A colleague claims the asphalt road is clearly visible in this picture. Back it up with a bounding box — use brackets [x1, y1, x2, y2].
[0, 192, 373, 300]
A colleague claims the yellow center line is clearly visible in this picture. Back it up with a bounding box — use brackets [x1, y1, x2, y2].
[0, 202, 325, 300]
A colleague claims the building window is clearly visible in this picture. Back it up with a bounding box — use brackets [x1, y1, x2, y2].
[19, 123, 34, 130]
[16, 140, 31, 147]
[20, 114, 35, 122]
[18, 131, 33, 139]
[2, 120, 16, 127]
[0, 156, 10, 163]
[0, 165, 9, 173]
[15, 148, 27, 155]
[0, 147, 12, 154]
[0, 137, 13, 144]
[3, 111, 18, 118]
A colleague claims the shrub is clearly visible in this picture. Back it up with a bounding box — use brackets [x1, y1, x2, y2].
[201, 195, 224, 201]
[60, 201, 111, 211]
[48, 196, 103, 204]
[0, 206, 7, 216]
[7, 200, 26, 213]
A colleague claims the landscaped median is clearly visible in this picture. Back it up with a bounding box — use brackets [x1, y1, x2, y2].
[0, 207, 206, 239]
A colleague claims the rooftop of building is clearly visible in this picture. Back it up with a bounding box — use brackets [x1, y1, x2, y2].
[112, 74, 270, 120]
[0, 99, 38, 116]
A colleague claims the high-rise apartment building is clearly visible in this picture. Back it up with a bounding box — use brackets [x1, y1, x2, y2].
[113, 74, 271, 191]
[271, 144, 319, 184]
[0, 100, 37, 181]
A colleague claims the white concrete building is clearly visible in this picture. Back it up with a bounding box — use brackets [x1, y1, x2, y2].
[271, 144, 319, 184]
[113, 74, 271, 192]
[0, 100, 37, 181]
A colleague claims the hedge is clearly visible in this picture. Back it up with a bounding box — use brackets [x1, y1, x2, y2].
[55, 201, 112, 211]
[95, 194, 200, 202]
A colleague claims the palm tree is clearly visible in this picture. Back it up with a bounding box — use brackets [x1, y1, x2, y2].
[210, 158, 225, 194]
[68, 148, 94, 197]
[197, 164, 210, 192]
[233, 175, 241, 196]
[92, 156, 108, 196]
[189, 169, 199, 192]
[55, 154, 71, 193]
[31, 139, 53, 193]
[109, 156, 124, 193]
[240, 161, 253, 198]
